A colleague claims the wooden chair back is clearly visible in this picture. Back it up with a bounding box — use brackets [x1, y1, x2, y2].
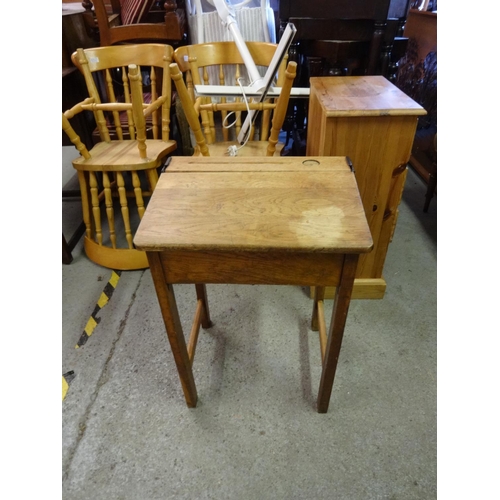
[71, 43, 174, 144]
[87, 0, 186, 47]
[170, 58, 296, 157]
[173, 41, 288, 147]
[62, 64, 154, 161]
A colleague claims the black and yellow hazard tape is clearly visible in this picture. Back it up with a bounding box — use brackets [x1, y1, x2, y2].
[75, 270, 122, 348]
[62, 370, 76, 401]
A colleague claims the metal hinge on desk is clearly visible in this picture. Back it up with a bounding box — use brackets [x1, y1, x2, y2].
[161, 157, 172, 173]
[346, 156, 355, 173]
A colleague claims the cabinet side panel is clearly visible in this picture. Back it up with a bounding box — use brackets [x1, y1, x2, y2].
[320, 115, 418, 279]
[306, 89, 327, 156]
[373, 166, 407, 276]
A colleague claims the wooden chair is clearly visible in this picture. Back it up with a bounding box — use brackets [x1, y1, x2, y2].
[172, 41, 296, 156]
[84, 0, 187, 46]
[62, 44, 177, 270]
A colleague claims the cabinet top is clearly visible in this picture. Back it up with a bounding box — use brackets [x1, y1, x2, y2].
[309, 76, 426, 117]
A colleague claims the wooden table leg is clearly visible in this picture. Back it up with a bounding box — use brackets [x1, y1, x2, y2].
[147, 252, 198, 408]
[311, 286, 324, 331]
[311, 285, 328, 363]
[317, 254, 359, 413]
[195, 283, 213, 328]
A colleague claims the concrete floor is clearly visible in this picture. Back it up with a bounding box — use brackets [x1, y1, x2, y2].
[62, 148, 437, 499]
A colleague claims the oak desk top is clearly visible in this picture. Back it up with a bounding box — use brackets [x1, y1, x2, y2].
[134, 156, 373, 254]
[309, 76, 427, 117]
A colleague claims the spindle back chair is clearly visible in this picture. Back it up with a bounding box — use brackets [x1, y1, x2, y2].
[170, 58, 296, 157]
[63, 45, 177, 270]
[172, 41, 294, 156]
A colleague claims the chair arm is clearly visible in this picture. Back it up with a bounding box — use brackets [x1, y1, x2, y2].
[143, 95, 167, 116]
[63, 97, 95, 120]
[62, 107, 93, 160]
[81, 102, 133, 112]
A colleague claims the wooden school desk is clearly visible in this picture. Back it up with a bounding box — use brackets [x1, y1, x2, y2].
[134, 156, 373, 413]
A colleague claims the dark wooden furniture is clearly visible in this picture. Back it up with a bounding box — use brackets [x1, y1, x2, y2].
[279, 0, 394, 75]
[82, 0, 187, 46]
[63, 4, 97, 148]
[277, 0, 412, 152]
[395, 8, 437, 211]
[134, 156, 373, 413]
[63, 4, 98, 264]
[306, 76, 425, 299]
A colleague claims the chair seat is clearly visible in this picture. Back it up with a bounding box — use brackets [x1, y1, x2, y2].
[193, 141, 284, 157]
[73, 140, 176, 171]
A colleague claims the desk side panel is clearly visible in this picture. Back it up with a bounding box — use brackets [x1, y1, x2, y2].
[158, 251, 344, 286]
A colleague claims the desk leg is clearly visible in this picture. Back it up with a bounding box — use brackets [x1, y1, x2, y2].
[147, 252, 198, 408]
[195, 284, 213, 328]
[311, 286, 325, 331]
[317, 254, 359, 413]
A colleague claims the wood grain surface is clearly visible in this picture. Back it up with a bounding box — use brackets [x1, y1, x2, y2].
[309, 75, 426, 117]
[134, 157, 373, 254]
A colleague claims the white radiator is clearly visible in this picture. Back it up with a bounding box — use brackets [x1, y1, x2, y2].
[187, 1, 276, 45]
